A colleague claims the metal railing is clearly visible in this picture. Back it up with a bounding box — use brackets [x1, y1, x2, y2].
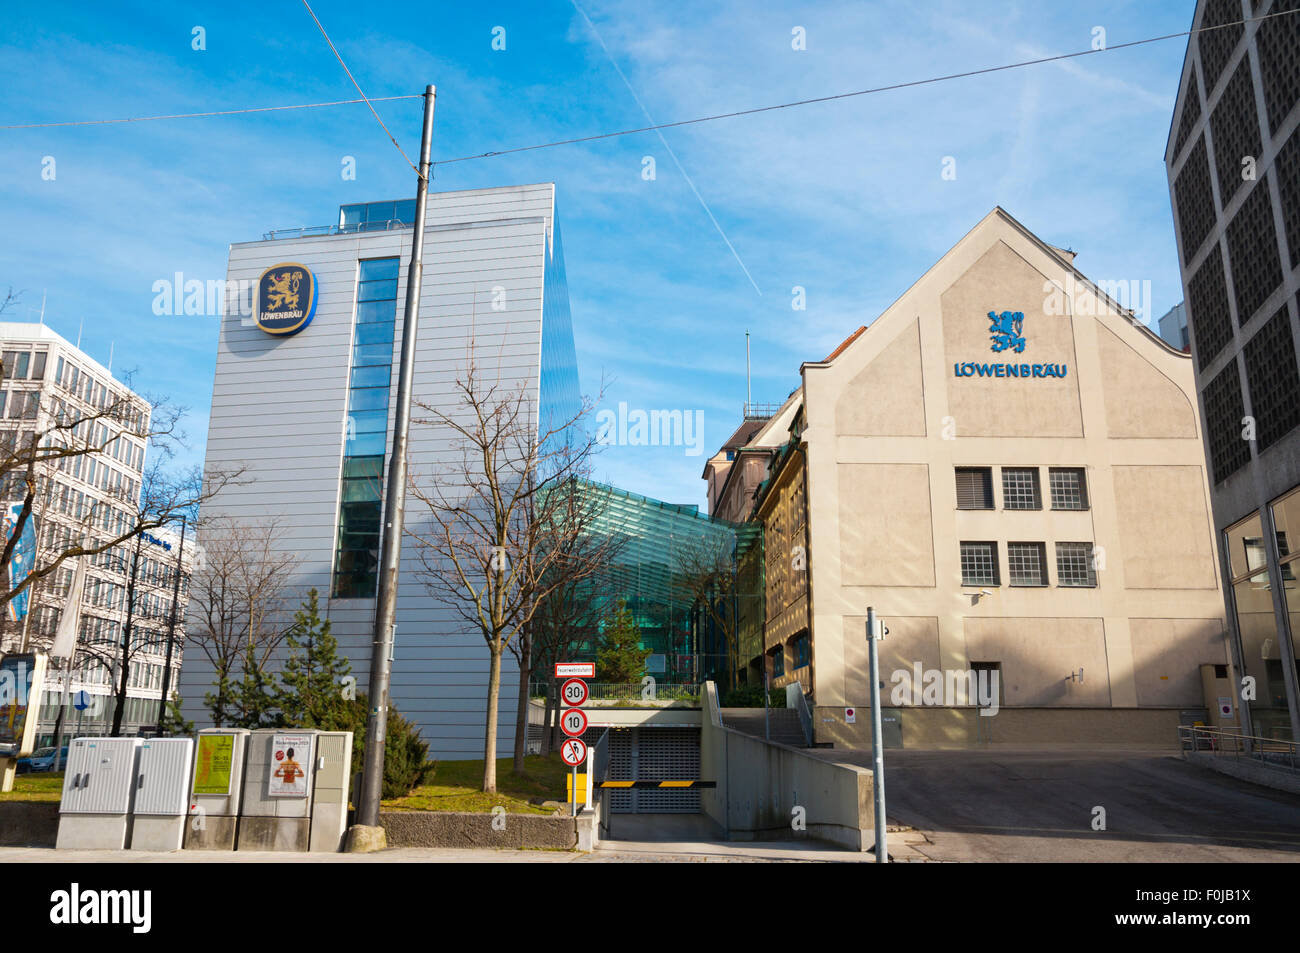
[792, 687, 814, 747]
[1178, 725, 1299, 772]
[529, 681, 701, 702]
[263, 219, 412, 241]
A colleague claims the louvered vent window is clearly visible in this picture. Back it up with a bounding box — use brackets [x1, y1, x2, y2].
[956, 467, 994, 510]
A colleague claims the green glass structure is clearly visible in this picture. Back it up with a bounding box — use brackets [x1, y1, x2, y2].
[535, 480, 762, 687]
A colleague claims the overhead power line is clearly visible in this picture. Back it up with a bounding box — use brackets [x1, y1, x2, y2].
[431, 6, 1299, 169]
[298, 0, 421, 175]
[0, 95, 422, 131]
[3, 6, 1294, 164]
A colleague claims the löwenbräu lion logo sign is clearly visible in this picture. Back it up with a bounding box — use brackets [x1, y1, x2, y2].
[255, 262, 318, 335]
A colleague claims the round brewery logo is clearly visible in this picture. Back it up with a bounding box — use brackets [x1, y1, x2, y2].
[255, 262, 318, 335]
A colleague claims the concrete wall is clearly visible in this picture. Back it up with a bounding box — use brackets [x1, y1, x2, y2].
[796, 208, 1229, 742]
[701, 682, 872, 850]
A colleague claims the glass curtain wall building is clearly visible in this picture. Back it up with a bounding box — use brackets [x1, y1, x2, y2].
[532, 480, 761, 688]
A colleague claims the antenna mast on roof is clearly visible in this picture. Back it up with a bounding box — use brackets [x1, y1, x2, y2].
[745, 330, 751, 416]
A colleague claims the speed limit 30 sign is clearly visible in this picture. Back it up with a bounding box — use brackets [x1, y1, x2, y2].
[560, 738, 587, 766]
[560, 707, 588, 737]
[561, 678, 588, 707]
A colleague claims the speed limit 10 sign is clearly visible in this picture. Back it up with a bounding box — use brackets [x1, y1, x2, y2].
[560, 738, 587, 766]
[561, 678, 588, 707]
[561, 707, 588, 737]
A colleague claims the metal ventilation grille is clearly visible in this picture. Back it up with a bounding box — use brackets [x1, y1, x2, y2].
[1210, 60, 1261, 205]
[603, 727, 701, 814]
[1277, 129, 1300, 271]
[1188, 244, 1234, 370]
[1175, 138, 1216, 265]
[1257, 0, 1300, 137]
[1198, 0, 1245, 94]
[606, 728, 634, 814]
[1226, 176, 1283, 326]
[1174, 69, 1202, 160]
[632, 728, 701, 813]
[1244, 304, 1300, 452]
[1204, 359, 1251, 483]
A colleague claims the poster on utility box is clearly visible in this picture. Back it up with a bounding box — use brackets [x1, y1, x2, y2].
[268, 732, 313, 797]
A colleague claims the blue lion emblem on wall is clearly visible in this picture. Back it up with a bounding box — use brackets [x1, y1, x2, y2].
[988, 310, 1026, 353]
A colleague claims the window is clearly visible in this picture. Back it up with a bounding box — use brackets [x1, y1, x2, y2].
[793, 633, 811, 669]
[1049, 468, 1089, 510]
[1001, 468, 1041, 510]
[1056, 542, 1097, 587]
[1007, 542, 1048, 586]
[31, 352, 46, 380]
[332, 257, 400, 599]
[955, 467, 994, 509]
[1, 351, 29, 381]
[770, 647, 784, 678]
[961, 541, 1000, 586]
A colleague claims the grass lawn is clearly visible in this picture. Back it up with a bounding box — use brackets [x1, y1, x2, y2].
[0, 772, 64, 802]
[382, 753, 570, 814]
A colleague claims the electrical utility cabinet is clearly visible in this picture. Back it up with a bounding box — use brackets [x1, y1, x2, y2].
[237, 729, 319, 852]
[308, 731, 354, 852]
[56, 737, 144, 850]
[130, 737, 194, 851]
[185, 728, 250, 851]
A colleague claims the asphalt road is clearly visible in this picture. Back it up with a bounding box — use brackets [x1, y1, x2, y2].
[815, 747, 1300, 862]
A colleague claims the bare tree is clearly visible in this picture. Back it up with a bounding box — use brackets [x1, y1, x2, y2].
[0, 373, 238, 616]
[528, 547, 609, 756]
[185, 514, 301, 726]
[407, 354, 610, 793]
[506, 479, 625, 772]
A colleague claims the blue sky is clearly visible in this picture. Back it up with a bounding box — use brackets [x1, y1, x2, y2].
[1, 0, 1197, 508]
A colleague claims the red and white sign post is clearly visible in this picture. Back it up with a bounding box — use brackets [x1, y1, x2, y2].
[557, 663, 590, 816]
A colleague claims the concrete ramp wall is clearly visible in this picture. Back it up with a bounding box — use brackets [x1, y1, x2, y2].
[701, 682, 873, 850]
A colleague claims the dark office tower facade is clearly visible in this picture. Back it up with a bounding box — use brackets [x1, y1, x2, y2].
[1165, 0, 1300, 741]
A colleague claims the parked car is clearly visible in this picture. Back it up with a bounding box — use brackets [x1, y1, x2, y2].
[19, 745, 68, 773]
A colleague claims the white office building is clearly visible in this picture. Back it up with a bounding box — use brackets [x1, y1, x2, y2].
[0, 322, 194, 740]
[178, 183, 580, 759]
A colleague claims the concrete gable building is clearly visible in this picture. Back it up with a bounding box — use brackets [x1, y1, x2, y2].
[742, 208, 1231, 747]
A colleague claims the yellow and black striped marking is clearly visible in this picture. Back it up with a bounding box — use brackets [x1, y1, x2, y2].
[596, 780, 717, 789]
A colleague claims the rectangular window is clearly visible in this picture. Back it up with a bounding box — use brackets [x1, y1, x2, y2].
[1, 351, 29, 380]
[793, 633, 811, 669]
[961, 541, 1000, 586]
[1056, 542, 1097, 587]
[1049, 467, 1089, 510]
[770, 648, 784, 678]
[31, 352, 46, 380]
[1007, 542, 1048, 586]
[332, 258, 400, 599]
[1001, 468, 1041, 510]
[955, 467, 994, 509]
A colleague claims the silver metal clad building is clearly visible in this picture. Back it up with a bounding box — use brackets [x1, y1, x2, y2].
[179, 183, 580, 758]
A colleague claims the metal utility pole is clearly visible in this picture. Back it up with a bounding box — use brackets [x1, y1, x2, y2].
[357, 84, 436, 828]
[154, 515, 187, 730]
[866, 606, 887, 863]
